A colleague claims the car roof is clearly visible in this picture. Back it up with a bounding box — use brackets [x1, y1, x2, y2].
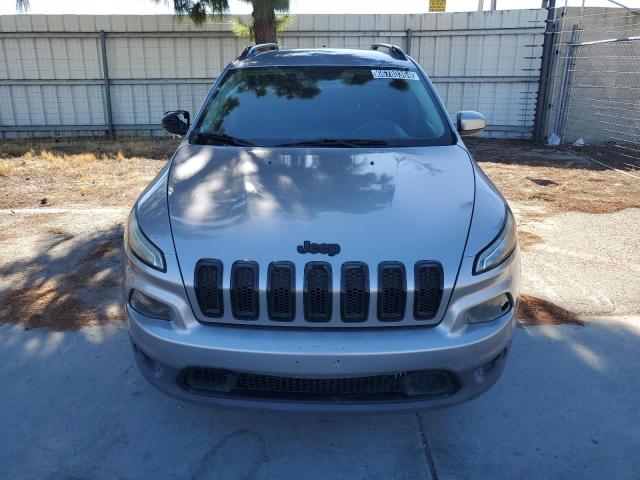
[230, 48, 416, 69]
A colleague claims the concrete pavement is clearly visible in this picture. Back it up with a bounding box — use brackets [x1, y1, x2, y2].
[1, 317, 639, 480]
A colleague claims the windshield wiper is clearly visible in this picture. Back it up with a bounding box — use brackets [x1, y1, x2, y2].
[275, 138, 389, 148]
[191, 132, 255, 147]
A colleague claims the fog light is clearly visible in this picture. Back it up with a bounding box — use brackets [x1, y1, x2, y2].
[401, 372, 455, 397]
[129, 290, 172, 320]
[465, 294, 512, 324]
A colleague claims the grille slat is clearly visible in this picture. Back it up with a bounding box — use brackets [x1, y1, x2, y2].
[194, 259, 223, 317]
[377, 262, 407, 321]
[267, 262, 296, 321]
[414, 262, 443, 320]
[230, 261, 259, 320]
[341, 262, 369, 322]
[304, 262, 332, 322]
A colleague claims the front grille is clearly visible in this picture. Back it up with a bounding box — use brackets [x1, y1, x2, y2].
[341, 262, 369, 321]
[181, 367, 458, 401]
[378, 262, 407, 321]
[194, 259, 444, 327]
[194, 260, 223, 317]
[414, 262, 443, 320]
[230, 261, 259, 320]
[304, 262, 332, 322]
[267, 262, 295, 321]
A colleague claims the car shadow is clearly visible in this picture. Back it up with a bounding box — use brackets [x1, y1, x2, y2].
[0, 223, 125, 331]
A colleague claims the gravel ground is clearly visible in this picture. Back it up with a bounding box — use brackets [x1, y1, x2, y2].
[518, 207, 640, 316]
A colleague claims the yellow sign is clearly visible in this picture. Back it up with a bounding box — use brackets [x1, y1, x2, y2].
[429, 0, 446, 12]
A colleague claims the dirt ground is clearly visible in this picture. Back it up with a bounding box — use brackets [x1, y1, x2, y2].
[0, 137, 638, 330]
[0, 137, 176, 209]
[467, 139, 640, 216]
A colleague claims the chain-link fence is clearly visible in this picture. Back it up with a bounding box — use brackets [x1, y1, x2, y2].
[563, 37, 640, 160]
[545, 6, 640, 165]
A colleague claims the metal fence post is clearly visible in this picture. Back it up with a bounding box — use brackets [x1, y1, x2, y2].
[99, 30, 114, 138]
[405, 29, 412, 56]
[553, 23, 579, 141]
[533, 0, 556, 142]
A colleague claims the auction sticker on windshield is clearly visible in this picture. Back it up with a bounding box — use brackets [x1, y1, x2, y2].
[371, 70, 420, 80]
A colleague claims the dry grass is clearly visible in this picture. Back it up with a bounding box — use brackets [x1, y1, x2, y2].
[78, 186, 101, 197]
[468, 139, 640, 216]
[0, 137, 177, 209]
[64, 152, 97, 165]
[82, 239, 119, 263]
[0, 137, 178, 160]
[1, 284, 122, 331]
[518, 230, 544, 250]
[0, 160, 14, 177]
[22, 149, 36, 160]
[518, 294, 585, 327]
[0, 233, 124, 331]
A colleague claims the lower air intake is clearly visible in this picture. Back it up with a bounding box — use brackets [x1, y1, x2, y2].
[181, 368, 458, 401]
[230, 261, 259, 320]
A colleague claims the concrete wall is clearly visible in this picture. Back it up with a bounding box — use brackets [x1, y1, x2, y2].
[0, 10, 546, 138]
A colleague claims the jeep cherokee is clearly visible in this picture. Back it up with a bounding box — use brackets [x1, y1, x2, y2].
[124, 43, 520, 411]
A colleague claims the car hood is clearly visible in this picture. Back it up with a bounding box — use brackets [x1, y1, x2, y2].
[168, 144, 475, 323]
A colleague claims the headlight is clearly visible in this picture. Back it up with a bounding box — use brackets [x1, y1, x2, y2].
[473, 207, 517, 275]
[127, 208, 166, 272]
[129, 290, 171, 320]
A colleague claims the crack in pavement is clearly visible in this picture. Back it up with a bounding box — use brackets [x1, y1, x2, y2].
[416, 413, 439, 480]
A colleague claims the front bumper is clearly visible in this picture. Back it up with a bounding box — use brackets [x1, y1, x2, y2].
[124, 240, 520, 411]
[130, 312, 513, 412]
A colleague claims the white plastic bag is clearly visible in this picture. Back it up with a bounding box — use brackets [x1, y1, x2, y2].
[547, 133, 561, 146]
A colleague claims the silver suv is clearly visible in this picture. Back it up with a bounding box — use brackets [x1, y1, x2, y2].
[124, 43, 520, 411]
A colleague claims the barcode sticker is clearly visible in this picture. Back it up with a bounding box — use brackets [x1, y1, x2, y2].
[371, 70, 420, 80]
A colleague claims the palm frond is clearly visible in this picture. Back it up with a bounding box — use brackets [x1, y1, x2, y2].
[232, 13, 292, 39]
[275, 13, 293, 31]
[232, 18, 253, 38]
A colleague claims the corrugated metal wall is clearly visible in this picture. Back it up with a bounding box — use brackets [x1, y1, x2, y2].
[0, 10, 546, 138]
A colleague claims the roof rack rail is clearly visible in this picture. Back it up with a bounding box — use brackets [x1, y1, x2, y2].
[238, 43, 279, 60]
[370, 43, 408, 60]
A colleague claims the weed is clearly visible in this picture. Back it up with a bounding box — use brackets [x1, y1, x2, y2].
[0, 161, 14, 177]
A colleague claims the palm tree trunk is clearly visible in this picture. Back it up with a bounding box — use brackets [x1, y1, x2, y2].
[251, 0, 277, 44]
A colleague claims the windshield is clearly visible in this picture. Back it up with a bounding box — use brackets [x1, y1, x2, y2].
[191, 66, 455, 147]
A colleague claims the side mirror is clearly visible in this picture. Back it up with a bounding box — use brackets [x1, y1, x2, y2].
[457, 111, 486, 136]
[162, 110, 190, 136]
